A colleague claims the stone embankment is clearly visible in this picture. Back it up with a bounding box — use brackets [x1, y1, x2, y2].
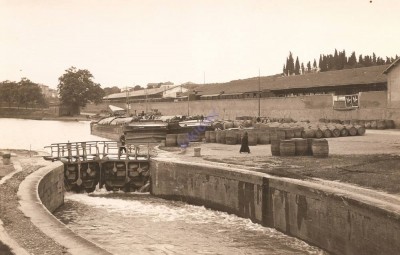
[0, 151, 111, 255]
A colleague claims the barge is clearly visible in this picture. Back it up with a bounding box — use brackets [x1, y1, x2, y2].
[90, 115, 214, 144]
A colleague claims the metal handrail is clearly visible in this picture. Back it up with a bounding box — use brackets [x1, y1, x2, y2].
[44, 141, 150, 162]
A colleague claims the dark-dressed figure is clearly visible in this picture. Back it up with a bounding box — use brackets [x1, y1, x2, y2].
[239, 131, 250, 153]
[119, 134, 126, 154]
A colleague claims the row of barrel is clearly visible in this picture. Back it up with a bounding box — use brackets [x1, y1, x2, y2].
[202, 124, 364, 147]
[319, 119, 395, 129]
[271, 138, 329, 158]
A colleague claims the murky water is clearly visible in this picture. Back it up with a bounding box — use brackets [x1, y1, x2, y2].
[0, 118, 107, 151]
[1, 118, 328, 254]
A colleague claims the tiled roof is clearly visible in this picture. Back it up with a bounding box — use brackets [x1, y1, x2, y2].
[191, 65, 389, 96]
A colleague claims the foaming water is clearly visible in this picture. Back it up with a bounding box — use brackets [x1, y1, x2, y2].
[54, 191, 328, 255]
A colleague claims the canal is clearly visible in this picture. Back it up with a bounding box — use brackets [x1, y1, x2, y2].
[0, 118, 327, 254]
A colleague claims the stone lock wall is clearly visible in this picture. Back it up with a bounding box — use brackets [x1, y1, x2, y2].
[151, 158, 400, 255]
[37, 164, 64, 213]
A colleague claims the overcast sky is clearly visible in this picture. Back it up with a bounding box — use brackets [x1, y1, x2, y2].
[1, 0, 399, 89]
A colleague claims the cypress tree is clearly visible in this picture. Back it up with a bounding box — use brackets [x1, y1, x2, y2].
[295, 57, 300, 75]
[301, 62, 305, 75]
[287, 52, 295, 75]
[307, 61, 311, 72]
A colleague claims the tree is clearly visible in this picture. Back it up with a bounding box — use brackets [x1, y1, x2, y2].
[348, 51, 357, 67]
[307, 61, 311, 72]
[103, 86, 121, 96]
[301, 62, 305, 75]
[58, 67, 105, 115]
[286, 52, 295, 75]
[294, 57, 300, 75]
[0, 81, 18, 107]
[17, 78, 47, 109]
[133, 85, 143, 91]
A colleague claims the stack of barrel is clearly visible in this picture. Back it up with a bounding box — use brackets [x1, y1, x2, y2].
[300, 123, 366, 138]
[320, 118, 395, 130]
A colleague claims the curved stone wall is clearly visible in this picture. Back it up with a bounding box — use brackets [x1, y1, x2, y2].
[150, 158, 400, 255]
[18, 162, 112, 255]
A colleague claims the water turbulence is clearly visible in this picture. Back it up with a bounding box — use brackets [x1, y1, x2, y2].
[54, 192, 328, 255]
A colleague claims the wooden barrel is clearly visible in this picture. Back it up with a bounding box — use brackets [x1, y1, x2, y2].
[284, 129, 295, 139]
[223, 122, 234, 130]
[355, 125, 366, 136]
[294, 138, 308, 156]
[301, 129, 315, 138]
[270, 129, 285, 141]
[377, 120, 386, 130]
[306, 138, 314, 155]
[312, 139, 329, 158]
[364, 120, 371, 129]
[177, 133, 189, 146]
[346, 125, 357, 136]
[225, 130, 237, 145]
[216, 130, 226, 144]
[329, 126, 341, 137]
[385, 120, 395, 129]
[314, 129, 324, 139]
[340, 127, 349, 137]
[209, 131, 216, 143]
[205, 131, 211, 142]
[165, 134, 177, 147]
[370, 120, 377, 129]
[247, 131, 258, 146]
[257, 130, 270, 144]
[280, 140, 295, 156]
[320, 127, 332, 138]
[271, 140, 280, 156]
[236, 130, 242, 144]
[294, 128, 303, 138]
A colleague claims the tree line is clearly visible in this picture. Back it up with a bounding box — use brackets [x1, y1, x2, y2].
[283, 50, 399, 76]
[0, 67, 105, 115]
[0, 78, 48, 108]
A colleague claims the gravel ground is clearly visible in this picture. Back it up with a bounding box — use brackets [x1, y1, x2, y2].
[160, 129, 400, 195]
[0, 150, 70, 255]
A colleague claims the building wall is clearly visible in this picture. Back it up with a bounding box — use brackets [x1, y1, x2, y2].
[387, 64, 400, 108]
[151, 158, 400, 255]
[85, 92, 398, 123]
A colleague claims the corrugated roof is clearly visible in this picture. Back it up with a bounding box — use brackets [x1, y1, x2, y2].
[191, 65, 389, 95]
[104, 85, 185, 99]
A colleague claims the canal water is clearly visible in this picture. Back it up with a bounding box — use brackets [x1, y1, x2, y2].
[1, 118, 327, 254]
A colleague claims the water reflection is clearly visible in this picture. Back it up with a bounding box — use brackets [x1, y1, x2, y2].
[0, 118, 108, 151]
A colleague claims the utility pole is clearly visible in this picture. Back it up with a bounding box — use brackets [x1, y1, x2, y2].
[258, 69, 261, 117]
[187, 91, 190, 116]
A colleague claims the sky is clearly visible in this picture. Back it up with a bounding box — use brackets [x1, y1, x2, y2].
[0, 0, 399, 89]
